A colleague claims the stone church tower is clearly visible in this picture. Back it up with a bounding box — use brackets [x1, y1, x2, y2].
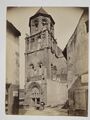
[24, 7, 68, 108]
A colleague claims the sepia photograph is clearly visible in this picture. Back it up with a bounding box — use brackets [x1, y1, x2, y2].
[6, 7, 89, 116]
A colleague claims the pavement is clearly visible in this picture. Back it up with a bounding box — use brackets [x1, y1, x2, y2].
[22, 107, 68, 116]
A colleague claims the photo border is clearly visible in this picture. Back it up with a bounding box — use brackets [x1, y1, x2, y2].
[0, 0, 90, 120]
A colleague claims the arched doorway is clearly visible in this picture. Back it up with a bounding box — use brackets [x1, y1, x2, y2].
[28, 82, 42, 107]
[31, 87, 40, 106]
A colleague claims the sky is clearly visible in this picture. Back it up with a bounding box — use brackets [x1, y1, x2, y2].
[7, 7, 83, 89]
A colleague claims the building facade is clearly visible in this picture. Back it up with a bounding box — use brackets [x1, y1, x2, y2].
[24, 8, 68, 108]
[63, 8, 88, 116]
[6, 21, 21, 114]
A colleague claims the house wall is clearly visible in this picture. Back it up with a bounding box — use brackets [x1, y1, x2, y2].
[67, 10, 88, 88]
[66, 9, 88, 115]
[6, 30, 19, 85]
[6, 23, 20, 114]
[47, 47, 68, 106]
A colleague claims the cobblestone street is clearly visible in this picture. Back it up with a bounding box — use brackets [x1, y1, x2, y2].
[20, 107, 68, 116]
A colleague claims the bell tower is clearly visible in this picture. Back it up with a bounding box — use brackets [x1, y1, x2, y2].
[24, 7, 57, 108]
[29, 7, 55, 36]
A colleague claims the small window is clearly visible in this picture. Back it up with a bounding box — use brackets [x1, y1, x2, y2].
[29, 64, 34, 69]
[15, 52, 19, 57]
[53, 66, 57, 71]
[39, 64, 42, 68]
[31, 38, 34, 42]
[34, 19, 39, 28]
[30, 38, 35, 50]
[51, 63, 53, 69]
[16, 59, 19, 67]
[37, 35, 42, 49]
[50, 23, 53, 29]
[42, 19, 47, 26]
[51, 63, 53, 66]
[39, 62, 42, 68]
[42, 33, 46, 39]
[38, 35, 41, 39]
[38, 36, 41, 42]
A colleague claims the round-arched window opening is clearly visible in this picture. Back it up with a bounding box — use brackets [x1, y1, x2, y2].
[34, 19, 39, 28]
[42, 18, 48, 26]
[39, 64, 42, 68]
[29, 64, 34, 69]
[38, 62, 43, 68]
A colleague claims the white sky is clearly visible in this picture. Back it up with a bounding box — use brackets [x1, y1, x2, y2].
[7, 7, 83, 89]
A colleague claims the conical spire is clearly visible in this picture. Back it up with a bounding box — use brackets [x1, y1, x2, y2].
[35, 7, 48, 15]
[29, 7, 55, 26]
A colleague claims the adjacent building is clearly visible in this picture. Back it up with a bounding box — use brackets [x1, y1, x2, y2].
[63, 8, 88, 116]
[6, 20, 21, 114]
[24, 8, 68, 108]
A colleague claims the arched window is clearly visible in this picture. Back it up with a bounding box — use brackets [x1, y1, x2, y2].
[34, 19, 39, 29]
[42, 18, 48, 30]
[30, 38, 35, 51]
[51, 64, 57, 80]
[38, 62, 43, 75]
[53, 65, 57, 78]
[42, 19, 48, 26]
[29, 64, 34, 77]
[30, 63, 34, 69]
[39, 62, 42, 68]
[37, 35, 42, 49]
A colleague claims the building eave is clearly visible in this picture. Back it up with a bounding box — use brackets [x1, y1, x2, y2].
[29, 12, 55, 27]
